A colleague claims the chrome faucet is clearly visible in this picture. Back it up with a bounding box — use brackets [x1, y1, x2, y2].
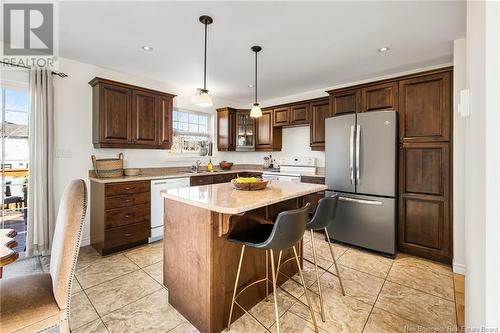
[192, 160, 202, 173]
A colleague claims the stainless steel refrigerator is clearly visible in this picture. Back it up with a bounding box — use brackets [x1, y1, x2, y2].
[325, 110, 397, 255]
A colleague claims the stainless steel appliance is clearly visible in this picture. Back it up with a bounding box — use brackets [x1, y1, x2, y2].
[325, 111, 397, 255]
[150, 177, 190, 242]
[262, 157, 317, 183]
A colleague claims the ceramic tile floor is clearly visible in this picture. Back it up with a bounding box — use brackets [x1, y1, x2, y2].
[63, 232, 459, 333]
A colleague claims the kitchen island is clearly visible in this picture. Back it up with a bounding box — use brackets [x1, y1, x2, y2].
[161, 181, 326, 333]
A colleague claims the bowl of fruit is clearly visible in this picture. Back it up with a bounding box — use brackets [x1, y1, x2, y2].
[231, 177, 269, 191]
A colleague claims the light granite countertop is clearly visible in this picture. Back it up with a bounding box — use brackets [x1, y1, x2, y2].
[88, 168, 264, 184]
[89, 165, 325, 183]
[160, 181, 327, 214]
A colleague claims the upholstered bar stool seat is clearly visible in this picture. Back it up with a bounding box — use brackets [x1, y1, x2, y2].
[0, 273, 61, 332]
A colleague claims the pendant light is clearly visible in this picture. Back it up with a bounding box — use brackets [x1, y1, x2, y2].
[192, 15, 213, 107]
[250, 45, 263, 118]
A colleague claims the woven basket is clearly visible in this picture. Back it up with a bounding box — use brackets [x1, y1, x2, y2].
[91, 153, 124, 178]
[231, 179, 269, 191]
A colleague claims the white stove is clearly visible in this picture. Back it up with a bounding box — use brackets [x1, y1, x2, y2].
[262, 157, 317, 183]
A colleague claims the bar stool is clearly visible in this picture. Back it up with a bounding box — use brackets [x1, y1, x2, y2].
[226, 203, 319, 333]
[305, 194, 345, 322]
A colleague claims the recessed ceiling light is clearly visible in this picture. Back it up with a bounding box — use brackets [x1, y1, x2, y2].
[378, 47, 390, 52]
[248, 84, 254, 88]
[141, 46, 153, 51]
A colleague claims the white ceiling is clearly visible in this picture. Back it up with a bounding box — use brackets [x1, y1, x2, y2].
[60, 1, 466, 104]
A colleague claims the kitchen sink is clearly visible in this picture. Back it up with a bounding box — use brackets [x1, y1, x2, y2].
[177, 170, 220, 174]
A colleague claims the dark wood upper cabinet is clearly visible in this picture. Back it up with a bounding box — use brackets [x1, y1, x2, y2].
[216, 107, 237, 151]
[235, 109, 255, 151]
[329, 88, 361, 116]
[90, 77, 175, 149]
[399, 71, 451, 142]
[132, 90, 158, 145]
[273, 107, 290, 127]
[361, 82, 398, 112]
[97, 83, 132, 145]
[289, 103, 310, 125]
[255, 110, 282, 151]
[159, 95, 173, 149]
[309, 98, 330, 151]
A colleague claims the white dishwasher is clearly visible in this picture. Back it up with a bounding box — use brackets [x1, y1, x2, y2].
[150, 177, 190, 242]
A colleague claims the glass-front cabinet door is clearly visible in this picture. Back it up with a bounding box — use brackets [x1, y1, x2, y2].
[236, 110, 255, 151]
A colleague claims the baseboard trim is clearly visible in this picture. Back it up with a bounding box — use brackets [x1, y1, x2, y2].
[453, 262, 466, 275]
[80, 236, 90, 247]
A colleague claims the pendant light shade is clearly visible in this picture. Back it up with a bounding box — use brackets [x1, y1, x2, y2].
[250, 104, 262, 118]
[192, 88, 213, 107]
[193, 15, 213, 108]
[250, 45, 263, 118]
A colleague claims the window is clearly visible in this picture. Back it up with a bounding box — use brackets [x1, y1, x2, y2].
[171, 109, 211, 153]
[0, 85, 29, 254]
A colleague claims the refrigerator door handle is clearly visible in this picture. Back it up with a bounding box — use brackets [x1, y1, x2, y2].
[355, 125, 361, 185]
[339, 196, 383, 205]
[349, 125, 355, 184]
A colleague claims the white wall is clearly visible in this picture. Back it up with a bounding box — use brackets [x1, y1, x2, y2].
[452, 38, 466, 274]
[464, 0, 500, 329]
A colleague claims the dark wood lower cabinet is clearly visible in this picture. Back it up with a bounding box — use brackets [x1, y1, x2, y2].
[301, 176, 325, 213]
[190, 175, 214, 186]
[398, 142, 452, 263]
[191, 172, 262, 186]
[91, 180, 151, 255]
[399, 194, 450, 259]
[237, 172, 263, 178]
[213, 173, 236, 184]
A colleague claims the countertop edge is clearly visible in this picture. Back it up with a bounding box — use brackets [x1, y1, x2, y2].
[161, 184, 327, 214]
[88, 169, 264, 184]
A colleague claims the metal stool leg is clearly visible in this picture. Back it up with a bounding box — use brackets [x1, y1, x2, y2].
[293, 246, 319, 332]
[227, 245, 246, 330]
[265, 250, 269, 301]
[270, 249, 280, 333]
[324, 228, 345, 296]
[310, 230, 326, 322]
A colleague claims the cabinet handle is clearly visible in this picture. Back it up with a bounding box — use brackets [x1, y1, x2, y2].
[124, 215, 133, 218]
[125, 199, 132, 202]
[124, 233, 132, 237]
[124, 187, 135, 191]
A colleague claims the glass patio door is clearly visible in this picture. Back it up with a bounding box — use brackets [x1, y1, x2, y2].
[0, 85, 29, 254]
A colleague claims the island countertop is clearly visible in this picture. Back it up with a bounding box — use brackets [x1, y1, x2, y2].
[161, 181, 327, 214]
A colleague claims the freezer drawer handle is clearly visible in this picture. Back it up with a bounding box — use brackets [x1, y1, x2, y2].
[339, 197, 383, 205]
[349, 125, 355, 184]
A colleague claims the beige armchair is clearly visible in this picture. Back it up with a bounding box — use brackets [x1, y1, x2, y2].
[0, 179, 87, 333]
